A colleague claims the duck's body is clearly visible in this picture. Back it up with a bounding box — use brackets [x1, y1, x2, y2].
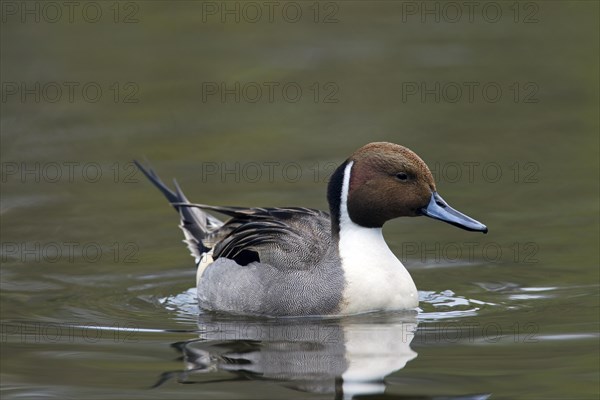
[195, 206, 345, 316]
[136, 142, 487, 316]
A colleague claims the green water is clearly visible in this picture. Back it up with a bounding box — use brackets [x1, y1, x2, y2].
[1, 1, 598, 399]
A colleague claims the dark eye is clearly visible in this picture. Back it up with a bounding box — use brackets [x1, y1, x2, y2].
[396, 172, 409, 182]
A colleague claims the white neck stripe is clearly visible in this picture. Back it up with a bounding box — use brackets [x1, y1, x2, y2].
[340, 161, 354, 227]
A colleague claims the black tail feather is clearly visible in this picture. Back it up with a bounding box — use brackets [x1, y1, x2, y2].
[134, 160, 221, 259]
[133, 160, 180, 206]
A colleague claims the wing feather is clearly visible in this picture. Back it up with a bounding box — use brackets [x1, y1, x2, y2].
[176, 204, 332, 269]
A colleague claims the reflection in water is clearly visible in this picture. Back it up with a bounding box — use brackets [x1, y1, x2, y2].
[154, 312, 490, 399]
[155, 312, 416, 398]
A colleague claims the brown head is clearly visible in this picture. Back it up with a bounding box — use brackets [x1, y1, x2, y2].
[327, 142, 487, 234]
[347, 142, 436, 227]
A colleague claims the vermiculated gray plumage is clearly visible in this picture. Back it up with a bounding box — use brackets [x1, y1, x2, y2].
[135, 161, 344, 316]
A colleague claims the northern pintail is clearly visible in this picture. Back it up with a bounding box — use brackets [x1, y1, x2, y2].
[135, 142, 487, 316]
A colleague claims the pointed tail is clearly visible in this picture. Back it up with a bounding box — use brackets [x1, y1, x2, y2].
[134, 160, 223, 262]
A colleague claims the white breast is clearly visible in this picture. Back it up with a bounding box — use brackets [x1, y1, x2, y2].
[337, 162, 418, 315]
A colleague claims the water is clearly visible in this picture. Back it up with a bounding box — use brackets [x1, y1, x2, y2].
[1, 1, 599, 399]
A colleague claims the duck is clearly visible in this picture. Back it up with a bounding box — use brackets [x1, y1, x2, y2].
[135, 142, 487, 317]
